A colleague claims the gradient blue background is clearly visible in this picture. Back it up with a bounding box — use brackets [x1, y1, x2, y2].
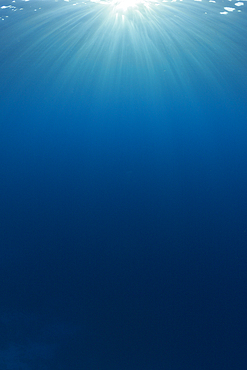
[0, 0, 247, 368]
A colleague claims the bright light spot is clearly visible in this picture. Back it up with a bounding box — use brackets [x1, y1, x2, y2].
[235, 1, 244, 5]
[110, 0, 150, 11]
[91, 0, 161, 12]
[224, 6, 235, 10]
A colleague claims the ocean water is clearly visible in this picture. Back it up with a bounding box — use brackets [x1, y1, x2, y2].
[0, 0, 247, 369]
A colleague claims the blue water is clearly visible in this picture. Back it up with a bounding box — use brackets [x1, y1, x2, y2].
[1, 0, 247, 368]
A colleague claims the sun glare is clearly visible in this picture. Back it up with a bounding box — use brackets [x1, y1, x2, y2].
[110, 0, 149, 11]
[91, 0, 158, 13]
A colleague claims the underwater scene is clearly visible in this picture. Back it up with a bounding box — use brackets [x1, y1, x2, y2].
[0, 0, 247, 368]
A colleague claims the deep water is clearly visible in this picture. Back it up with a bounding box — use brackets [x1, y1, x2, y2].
[0, 0, 247, 369]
